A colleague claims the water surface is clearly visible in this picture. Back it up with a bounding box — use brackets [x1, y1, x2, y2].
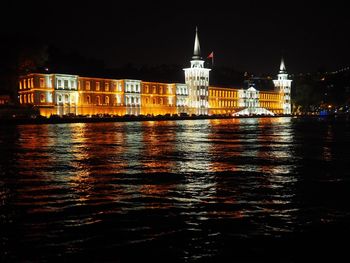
[1, 117, 350, 262]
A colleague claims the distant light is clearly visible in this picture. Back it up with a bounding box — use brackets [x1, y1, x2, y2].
[45, 67, 49, 71]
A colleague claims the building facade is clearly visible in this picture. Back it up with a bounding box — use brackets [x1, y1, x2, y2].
[273, 58, 292, 114]
[183, 27, 211, 115]
[18, 29, 291, 117]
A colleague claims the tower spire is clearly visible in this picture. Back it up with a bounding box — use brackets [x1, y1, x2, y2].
[279, 57, 286, 73]
[192, 26, 202, 60]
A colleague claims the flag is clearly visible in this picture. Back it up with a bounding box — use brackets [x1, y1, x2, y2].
[207, 51, 214, 66]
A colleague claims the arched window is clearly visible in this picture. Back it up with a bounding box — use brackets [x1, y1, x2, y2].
[65, 94, 69, 103]
[105, 96, 109, 104]
[57, 95, 62, 102]
[40, 94, 45, 103]
[31, 94, 34, 103]
[86, 95, 91, 104]
[19, 95, 22, 104]
[24, 94, 27, 103]
[96, 96, 100, 105]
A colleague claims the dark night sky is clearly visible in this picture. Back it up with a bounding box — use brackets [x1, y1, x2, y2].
[2, 0, 349, 75]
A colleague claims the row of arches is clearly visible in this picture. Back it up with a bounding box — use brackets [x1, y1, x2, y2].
[56, 94, 76, 104]
[85, 95, 110, 105]
[20, 93, 47, 104]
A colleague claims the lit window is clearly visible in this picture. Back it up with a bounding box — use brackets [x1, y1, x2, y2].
[96, 96, 100, 105]
[105, 82, 109, 91]
[40, 94, 45, 103]
[86, 95, 91, 104]
[19, 81, 22, 90]
[105, 96, 109, 104]
[40, 78, 45, 88]
[57, 79, 62, 88]
[96, 82, 100, 91]
[86, 81, 90, 91]
[64, 80, 68, 89]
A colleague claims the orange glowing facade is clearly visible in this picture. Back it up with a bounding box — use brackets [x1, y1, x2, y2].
[18, 28, 291, 117]
[17, 73, 288, 117]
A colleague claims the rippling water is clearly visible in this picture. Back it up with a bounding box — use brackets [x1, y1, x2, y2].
[1, 117, 350, 262]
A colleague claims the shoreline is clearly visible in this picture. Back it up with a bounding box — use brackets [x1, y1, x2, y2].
[0, 114, 348, 125]
[1, 114, 289, 125]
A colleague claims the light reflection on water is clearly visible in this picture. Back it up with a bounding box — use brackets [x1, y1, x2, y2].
[1, 117, 350, 262]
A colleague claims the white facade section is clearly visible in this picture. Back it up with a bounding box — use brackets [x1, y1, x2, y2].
[238, 87, 260, 108]
[183, 27, 211, 115]
[55, 74, 78, 90]
[124, 79, 141, 115]
[53, 75, 79, 113]
[176, 83, 189, 112]
[273, 58, 292, 114]
[183, 60, 211, 115]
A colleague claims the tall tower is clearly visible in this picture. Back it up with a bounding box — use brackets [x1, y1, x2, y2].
[273, 58, 292, 114]
[183, 27, 211, 115]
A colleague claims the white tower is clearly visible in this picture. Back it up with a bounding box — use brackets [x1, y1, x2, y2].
[273, 58, 292, 114]
[183, 27, 211, 115]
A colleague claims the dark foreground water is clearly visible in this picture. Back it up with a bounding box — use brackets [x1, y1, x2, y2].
[1, 117, 350, 262]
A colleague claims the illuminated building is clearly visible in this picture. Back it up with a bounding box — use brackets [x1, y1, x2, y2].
[273, 58, 292, 114]
[183, 27, 211, 115]
[18, 28, 291, 117]
[0, 95, 11, 105]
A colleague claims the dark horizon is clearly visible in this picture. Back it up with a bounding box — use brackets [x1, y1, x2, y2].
[1, 1, 350, 75]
